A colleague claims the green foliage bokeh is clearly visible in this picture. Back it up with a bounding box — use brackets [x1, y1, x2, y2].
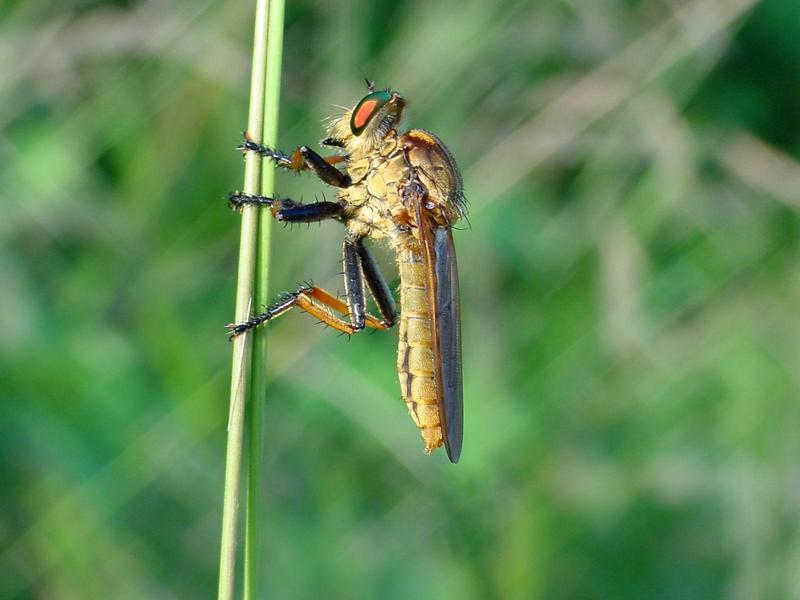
[2, 0, 800, 598]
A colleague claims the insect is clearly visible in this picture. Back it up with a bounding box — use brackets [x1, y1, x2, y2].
[228, 82, 465, 463]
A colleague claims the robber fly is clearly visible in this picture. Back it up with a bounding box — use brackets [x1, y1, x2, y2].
[228, 82, 465, 463]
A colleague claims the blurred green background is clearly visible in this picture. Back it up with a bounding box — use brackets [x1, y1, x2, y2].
[2, 0, 800, 598]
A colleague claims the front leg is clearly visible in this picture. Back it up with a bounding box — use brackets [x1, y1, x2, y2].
[239, 137, 352, 188]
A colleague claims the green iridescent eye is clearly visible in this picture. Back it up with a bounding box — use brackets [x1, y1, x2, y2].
[350, 91, 392, 135]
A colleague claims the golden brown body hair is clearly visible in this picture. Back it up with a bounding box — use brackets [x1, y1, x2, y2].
[337, 128, 463, 452]
[229, 89, 465, 460]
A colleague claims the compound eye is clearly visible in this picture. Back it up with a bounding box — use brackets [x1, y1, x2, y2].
[350, 90, 392, 135]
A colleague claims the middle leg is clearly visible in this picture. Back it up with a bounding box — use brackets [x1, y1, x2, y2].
[229, 192, 344, 223]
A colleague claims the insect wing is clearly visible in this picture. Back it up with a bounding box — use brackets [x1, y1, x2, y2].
[416, 203, 464, 463]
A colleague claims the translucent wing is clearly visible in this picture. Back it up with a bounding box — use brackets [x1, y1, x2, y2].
[415, 200, 463, 463]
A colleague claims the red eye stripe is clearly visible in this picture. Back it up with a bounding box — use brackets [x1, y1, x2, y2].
[353, 99, 378, 130]
[349, 90, 393, 135]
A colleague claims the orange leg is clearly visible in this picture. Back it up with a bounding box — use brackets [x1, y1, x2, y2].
[226, 284, 391, 339]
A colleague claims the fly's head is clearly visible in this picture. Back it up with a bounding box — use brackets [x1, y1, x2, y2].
[324, 88, 406, 157]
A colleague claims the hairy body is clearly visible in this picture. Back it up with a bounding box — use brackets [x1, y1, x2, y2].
[230, 88, 465, 461]
[336, 124, 463, 452]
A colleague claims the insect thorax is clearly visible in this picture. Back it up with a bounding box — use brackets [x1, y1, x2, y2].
[339, 127, 463, 257]
[339, 130, 416, 250]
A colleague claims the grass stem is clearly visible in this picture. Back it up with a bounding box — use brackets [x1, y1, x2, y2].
[244, 1, 285, 598]
[217, 0, 273, 598]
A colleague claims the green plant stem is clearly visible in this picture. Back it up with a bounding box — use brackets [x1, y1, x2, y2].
[217, 1, 271, 599]
[244, 1, 285, 599]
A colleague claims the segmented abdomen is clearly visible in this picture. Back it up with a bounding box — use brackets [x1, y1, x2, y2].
[396, 249, 443, 453]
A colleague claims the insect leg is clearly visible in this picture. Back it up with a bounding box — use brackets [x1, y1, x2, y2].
[356, 240, 397, 327]
[227, 285, 389, 339]
[239, 137, 351, 187]
[320, 137, 346, 148]
[229, 192, 343, 223]
[293, 146, 352, 187]
[344, 237, 397, 330]
[343, 239, 366, 331]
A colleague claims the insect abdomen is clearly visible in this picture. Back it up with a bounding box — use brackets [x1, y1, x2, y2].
[396, 250, 443, 453]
